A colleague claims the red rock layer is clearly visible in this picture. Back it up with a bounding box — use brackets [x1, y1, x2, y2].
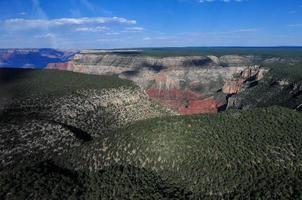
[146, 88, 219, 115]
[179, 98, 219, 115]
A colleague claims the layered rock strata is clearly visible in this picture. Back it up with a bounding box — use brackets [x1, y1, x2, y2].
[47, 53, 269, 115]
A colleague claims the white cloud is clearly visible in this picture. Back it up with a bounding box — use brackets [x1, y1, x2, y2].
[75, 26, 109, 32]
[124, 27, 144, 33]
[105, 32, 120, 35]
[1, 17, 136, 31]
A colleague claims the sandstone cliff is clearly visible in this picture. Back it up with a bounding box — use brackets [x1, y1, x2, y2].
[222, 66, 269, 94]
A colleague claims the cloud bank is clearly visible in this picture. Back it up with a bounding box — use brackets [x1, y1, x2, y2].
[1, 17, 136, 31]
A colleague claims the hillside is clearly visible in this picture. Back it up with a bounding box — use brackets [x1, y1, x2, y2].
[1, 106, 302, 199]
[0, 69, 172, 170]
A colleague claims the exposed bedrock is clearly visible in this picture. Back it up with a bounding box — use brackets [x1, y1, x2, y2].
[47, 53, 269, 115]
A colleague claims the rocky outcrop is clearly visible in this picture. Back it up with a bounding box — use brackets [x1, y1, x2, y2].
[222, 79, 245, 94]
[222, 66, 270, 94]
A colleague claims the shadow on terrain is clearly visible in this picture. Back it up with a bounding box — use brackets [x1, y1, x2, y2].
[0, 68, 33, 83]
[141, 61, 166, 72]
[0, 109, 94, 143]
[50, 121, 93, 142]
[0, 68, 35, 99]
[183, 57, 213, 68]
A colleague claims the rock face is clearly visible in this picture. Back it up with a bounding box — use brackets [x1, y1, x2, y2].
[222, 79, 245, 94]
[47, 53, 269, 115]
[222, 66, 269, 94]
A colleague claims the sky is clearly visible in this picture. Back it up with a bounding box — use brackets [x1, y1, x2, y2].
[0, 0, 302, 49]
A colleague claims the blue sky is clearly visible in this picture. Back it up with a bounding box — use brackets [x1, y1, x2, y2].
[0, 0, 302, 49]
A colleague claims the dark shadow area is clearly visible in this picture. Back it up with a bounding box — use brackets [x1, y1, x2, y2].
[245, 80, 259, 88]
[120, 70, 140, 77]
[0, 111, 92, 143]
[183, 57, 213, 68]
[142, 62, 166, 72]
[51, 121, 93, 142]
[0, 68, 35, 116]
[218, 103, 228, 112]
[0, 68, 33, 83]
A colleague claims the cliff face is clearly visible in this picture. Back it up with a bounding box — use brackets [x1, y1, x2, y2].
[47, 53, 269, 115]
[222, 79, 245, 94]
[222, 66, 269, 94]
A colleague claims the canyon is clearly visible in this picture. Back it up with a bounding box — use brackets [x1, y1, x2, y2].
[47, 52, 269, 115]
[1, 49, 302, 199]
[0, 49, 78, 68]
